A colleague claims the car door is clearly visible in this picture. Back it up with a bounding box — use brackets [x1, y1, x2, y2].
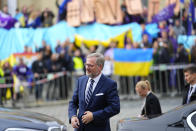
[166, 113, 195, 131]
[166, 119, 185, 131]
[186, 111, 196, 131]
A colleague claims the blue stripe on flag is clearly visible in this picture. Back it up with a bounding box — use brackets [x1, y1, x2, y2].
[114, 48, 153, 62]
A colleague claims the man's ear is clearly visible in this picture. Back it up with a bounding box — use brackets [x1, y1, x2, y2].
[98, 65, 103, 71]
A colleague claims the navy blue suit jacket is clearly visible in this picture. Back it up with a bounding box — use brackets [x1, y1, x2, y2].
[182, 84, 196, 105]
[68, 74, 120, 131]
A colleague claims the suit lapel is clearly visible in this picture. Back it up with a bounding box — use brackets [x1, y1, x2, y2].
[81, 76, 88, 106]
[87, 74, 105, 107]
[190, 87, 196, 101]
[184, 84, 190, 103]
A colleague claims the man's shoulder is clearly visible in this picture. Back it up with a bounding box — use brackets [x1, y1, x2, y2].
[101, 74, 116, 83]
[78, 75, 88, 81]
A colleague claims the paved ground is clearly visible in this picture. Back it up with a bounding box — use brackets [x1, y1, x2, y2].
[20, 96, 182, 131]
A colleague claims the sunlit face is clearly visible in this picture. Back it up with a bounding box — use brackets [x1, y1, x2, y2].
[184, 72, 196, 85]
[136, 86, 148, 98]
[85, 57, 102, 78]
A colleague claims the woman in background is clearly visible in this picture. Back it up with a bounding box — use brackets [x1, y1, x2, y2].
[135, 80, 162, 119]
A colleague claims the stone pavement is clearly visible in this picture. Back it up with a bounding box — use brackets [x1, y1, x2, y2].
[18, 96, 182, 131]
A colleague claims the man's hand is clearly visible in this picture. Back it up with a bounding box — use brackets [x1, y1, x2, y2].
[82, 111, 93, 124]
[71, 116, 80, 128]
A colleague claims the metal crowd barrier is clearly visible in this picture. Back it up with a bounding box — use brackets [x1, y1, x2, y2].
[0, 71, 72, 104]
[115, 64, 195, 97]
[0, 64, 194, 104]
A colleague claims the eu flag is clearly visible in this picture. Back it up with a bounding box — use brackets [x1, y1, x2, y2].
[180, 0, 184, 3]
[187, 0, 195, 35]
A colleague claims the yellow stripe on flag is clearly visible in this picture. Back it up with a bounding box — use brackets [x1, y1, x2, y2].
[74, 29, 133, 48]
[75, 35, 109, 48]
[114, 62, 152, 76]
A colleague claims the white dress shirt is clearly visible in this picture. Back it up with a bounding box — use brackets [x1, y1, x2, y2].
[85, 73, 102, 99]
[187, 84, 196, 103]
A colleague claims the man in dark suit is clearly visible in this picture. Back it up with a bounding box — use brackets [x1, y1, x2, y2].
[135, 80, 162, 119]
[68, 53, 120, 131]
[182, 66, 196, 105]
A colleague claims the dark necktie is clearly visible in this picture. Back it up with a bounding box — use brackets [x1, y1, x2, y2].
[187, 86, 193, 104]
[85, 79, 95, 105]
[190, 86, 193, 93]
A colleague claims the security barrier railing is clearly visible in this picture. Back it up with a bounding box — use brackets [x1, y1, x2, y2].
[0, 64, 194, 106]
[0, 71, 72, 106]
[117, 64, 195, 98]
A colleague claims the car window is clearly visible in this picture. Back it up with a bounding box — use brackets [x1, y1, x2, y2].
[187, 111, 196, 131]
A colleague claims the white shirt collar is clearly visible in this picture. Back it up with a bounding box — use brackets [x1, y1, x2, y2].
[86, 73, 102, 95]
[89, 73, 102, 84]
[190, 84, 196, 91]
[190, 84, 196, 88]
[146, 91, 151, 96]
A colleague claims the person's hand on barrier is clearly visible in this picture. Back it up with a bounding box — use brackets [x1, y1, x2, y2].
[82, 111, 93, 124]
[71, 116, 80, 128]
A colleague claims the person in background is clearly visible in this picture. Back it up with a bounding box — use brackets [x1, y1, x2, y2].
[58, 50, 73, 99]
[68, 53, 120, 131]
[14, 8, 26, 27]
[32, 52, 47, 103]
[175, 44, 189, 64]
[27, 9, 41, 28]
[21, 5, 31, 25]
[104, 41, 118, 60]
[36, 40, 47, 53]
[173, 19, 186, 39]
[135, 80, 162, 119]
[0, 61, 5, 105]
[152, 40, 160, 65]
[41, 8, 54, 27]
[140, 34, 150, 48]
[2, 5, 10, 15]
[182, 66, 196, 105]
[175, 44, 189, 93]
[102, 55, 113, 78]
[2, 61, 14, 105]
[73, 49, 84, 77]
[46, 53, 62, 100]
[190, 40, 196, 64]
[13, 58, 30, 106]
[43, 45, 52, 68]
[158, 41, 171, 94]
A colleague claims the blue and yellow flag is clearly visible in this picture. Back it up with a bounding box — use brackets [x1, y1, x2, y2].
[113, 48, 153, 76]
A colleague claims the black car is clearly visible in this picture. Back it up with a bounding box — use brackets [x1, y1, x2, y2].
[117, 101, 196, 131]
[0, 107, 67, 131]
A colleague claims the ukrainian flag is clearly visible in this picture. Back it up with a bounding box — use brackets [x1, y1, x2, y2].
[114, 48, 153, 76]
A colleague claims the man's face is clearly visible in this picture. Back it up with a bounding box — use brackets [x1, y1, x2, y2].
[136, 87, 147, 98]
[85, 57, 102, 78]
[184, 71, 196, 84]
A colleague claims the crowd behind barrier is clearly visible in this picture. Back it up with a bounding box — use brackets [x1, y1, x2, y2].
[0, 64, 195, 105]
[0, 1, 196, 107]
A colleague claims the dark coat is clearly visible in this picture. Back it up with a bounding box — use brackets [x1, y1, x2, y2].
[182, 84, 196, 105]
[141, 92, 162, 119]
